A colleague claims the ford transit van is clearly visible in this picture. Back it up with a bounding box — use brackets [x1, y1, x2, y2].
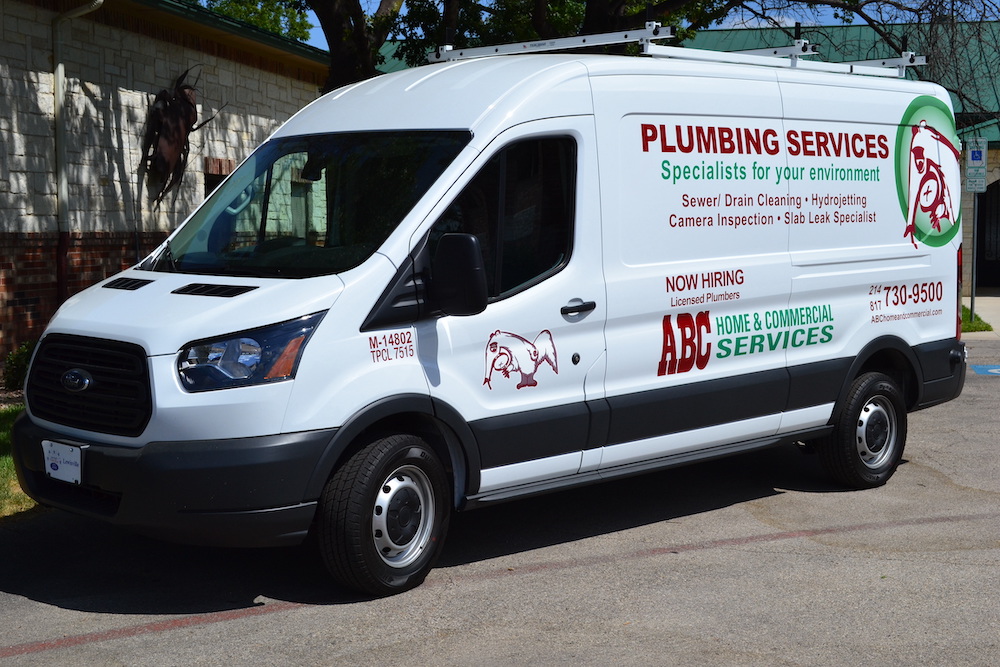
[14, 28, 966, 595]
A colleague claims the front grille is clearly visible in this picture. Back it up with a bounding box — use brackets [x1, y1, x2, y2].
[26, 334, 152, 437]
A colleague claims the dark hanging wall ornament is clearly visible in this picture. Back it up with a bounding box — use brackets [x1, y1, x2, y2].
[140, 67, 224, 207]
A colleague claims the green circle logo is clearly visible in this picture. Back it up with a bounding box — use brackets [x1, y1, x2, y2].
[895, 96, 961, 247]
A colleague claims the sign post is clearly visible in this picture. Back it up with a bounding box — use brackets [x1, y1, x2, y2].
[966, 138, 988, 322]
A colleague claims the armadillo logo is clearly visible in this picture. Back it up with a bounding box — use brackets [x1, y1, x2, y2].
[483, 330, 558, 389]
[895, 96, 962, 247]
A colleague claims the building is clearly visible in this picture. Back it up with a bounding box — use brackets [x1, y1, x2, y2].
[4, 12, 997, 361]
[1, 0, 328, 360]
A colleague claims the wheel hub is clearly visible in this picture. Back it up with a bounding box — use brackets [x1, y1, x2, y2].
[372, 466, 435, 568]
[855, 396, 896, 469]
[386, 486, 420, 544]
[865, 411, 889, 453]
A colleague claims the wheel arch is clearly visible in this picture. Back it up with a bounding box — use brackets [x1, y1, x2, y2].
[831, 336, 922, 422]
[303, 394, 480, 510]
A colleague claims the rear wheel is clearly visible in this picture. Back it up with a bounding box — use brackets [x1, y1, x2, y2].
[818, 372, 907, 489]
[318, 434, 451, 596]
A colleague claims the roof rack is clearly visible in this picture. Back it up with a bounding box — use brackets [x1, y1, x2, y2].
[429, 22, 926, 78]
[844, 52, 928, 78]
[430, 22, 673, 62]
[732, 39, 820, 60]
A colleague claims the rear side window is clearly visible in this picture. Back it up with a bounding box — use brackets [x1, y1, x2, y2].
[431, 137, 576, 299]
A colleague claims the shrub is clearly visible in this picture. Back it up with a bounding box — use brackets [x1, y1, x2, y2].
[3, 341, 35, 391]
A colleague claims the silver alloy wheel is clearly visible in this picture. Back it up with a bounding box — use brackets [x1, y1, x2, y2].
[855, 394, 897, 469]
[372, 464, 436, 568]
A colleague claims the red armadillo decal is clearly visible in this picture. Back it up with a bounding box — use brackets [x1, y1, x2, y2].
[483, 330, 558, 389]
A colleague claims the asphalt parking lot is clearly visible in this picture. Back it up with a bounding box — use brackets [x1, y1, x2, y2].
[1, 336, 998, 666]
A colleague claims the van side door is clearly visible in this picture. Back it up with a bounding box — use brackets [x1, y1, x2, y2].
[416, 118, 607, 495]
[590, 72, 794, 469]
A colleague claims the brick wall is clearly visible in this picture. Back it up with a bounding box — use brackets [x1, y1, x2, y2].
[0, 230, 169, 360]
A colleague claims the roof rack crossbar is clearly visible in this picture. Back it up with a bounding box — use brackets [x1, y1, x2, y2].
[431, 21, 673, 62]
[731, 39, 820, 63]
[840, 52, 928, 78]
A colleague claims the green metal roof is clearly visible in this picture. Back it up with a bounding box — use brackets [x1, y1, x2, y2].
[684, 24, 1000, 141]
[377, 42, 408, 74]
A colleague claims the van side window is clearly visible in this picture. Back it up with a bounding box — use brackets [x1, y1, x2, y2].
[431, 137, 576, 298]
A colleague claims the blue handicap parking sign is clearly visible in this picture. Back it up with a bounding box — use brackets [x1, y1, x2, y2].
[970, 365, 1000, 375]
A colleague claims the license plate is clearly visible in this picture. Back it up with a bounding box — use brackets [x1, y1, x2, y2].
[41, 440, 87, 485]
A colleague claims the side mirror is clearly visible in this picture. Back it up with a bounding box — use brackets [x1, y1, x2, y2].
[432, 233, 488, 316]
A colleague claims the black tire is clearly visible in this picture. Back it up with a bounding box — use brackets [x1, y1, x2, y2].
[818, 372, 907, 489]
[318, 434, 451, 596]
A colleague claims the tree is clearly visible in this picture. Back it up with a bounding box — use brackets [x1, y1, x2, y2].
[194, 0, 313, 41]
[301, 0, 734, 90]
[307, 0, 405, 89]
[296, 0, 1000, 126]
[392, 0, 727, 68]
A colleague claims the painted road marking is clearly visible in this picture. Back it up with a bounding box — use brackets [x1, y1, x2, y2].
[970, 365, 1000, 375]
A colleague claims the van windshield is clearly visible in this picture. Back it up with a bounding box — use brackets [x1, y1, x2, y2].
[144, 131, 471, 278]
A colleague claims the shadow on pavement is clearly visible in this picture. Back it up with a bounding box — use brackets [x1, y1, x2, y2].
[440, 442, 845, 568]
[0, 442, 840, 615]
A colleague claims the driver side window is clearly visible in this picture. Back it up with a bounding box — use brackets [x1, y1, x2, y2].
[431, 136, 576, 299]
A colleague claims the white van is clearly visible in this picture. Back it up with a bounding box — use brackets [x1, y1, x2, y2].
[14, 27, 966, 595]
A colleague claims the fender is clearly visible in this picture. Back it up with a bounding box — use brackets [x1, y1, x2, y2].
[302, 394, 481, 508]
[829, 335, 922, 421]
[430, 397, 483, 506]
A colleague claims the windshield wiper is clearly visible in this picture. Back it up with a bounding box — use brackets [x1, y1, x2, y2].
[156, 238, 179, 272]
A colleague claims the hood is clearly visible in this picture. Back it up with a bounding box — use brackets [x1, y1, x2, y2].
[45, 269, 345, 356]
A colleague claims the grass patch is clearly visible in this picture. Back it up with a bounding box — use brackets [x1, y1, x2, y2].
[0, 404, 35, 517]
[962, 306, 993, 333]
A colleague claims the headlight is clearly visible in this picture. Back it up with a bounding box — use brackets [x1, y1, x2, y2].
[177, 312, 325, 392]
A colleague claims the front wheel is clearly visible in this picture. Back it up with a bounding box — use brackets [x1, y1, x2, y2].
[318, 434, 451, 596]
[817, 372, 908, 489]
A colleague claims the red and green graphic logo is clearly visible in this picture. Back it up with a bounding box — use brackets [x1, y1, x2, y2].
[895, 96, 962, 248]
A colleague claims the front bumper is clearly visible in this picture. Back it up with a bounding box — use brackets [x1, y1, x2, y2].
[12, 414, 336, 547]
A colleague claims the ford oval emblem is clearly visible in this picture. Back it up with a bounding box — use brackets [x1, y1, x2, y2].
[61, 368, 93, 393]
